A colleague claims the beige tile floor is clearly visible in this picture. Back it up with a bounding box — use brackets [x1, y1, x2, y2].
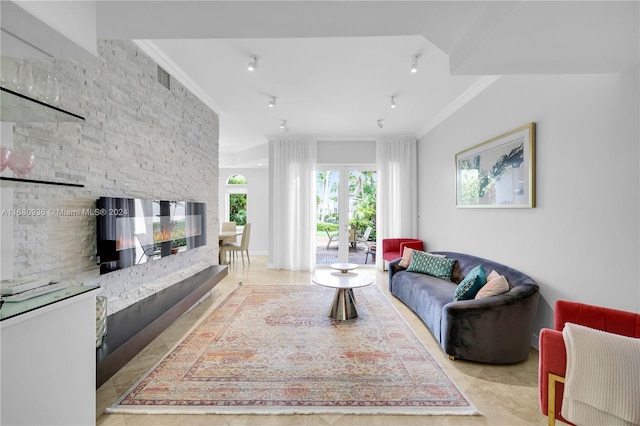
[97, 256, 550, 426]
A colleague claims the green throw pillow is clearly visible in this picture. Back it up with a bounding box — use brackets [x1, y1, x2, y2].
[406, 250, 456, 281]
[453, 265, 487, 301]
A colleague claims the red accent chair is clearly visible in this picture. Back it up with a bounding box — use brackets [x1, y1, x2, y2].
[381, 238, 423, 263]
[539, 300, 640, 425]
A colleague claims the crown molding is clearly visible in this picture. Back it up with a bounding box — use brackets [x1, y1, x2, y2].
[417, 75, 501, 139]
[133, 40, 224, 117]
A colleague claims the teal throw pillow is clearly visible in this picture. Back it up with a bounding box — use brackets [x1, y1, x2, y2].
[453, 265, 487, 301]
[406, 250, 456, 281]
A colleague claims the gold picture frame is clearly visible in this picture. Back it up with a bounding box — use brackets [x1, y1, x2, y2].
[456, 123, 536, 208]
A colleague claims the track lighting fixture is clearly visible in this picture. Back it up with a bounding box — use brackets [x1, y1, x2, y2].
[248, 56, 258, 71]
[269, 96, 276, 108]
[410, 55, 419, 73]
[378, 119, 384, 129]
[390, 96, 397, 109]
[280, 120, 287, 129]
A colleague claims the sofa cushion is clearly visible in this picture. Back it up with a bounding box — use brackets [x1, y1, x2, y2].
[398, 247, 416, 268]
[399, 248, 444, 268]
[453, 265, 487, 301]
[476, 270, 510, 299]
[406, 250, 456, 281]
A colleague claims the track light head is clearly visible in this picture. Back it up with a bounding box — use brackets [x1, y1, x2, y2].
[280, 120, 287, 129]
[248, 56, 258, 71]
[269, 96, 276, 108]
[410, 55, 419, 73]
[390, 96, 397, 109]
[378, 119, 384, 129]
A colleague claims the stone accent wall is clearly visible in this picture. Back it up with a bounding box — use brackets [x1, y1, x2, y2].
[4, 40, 219, 314]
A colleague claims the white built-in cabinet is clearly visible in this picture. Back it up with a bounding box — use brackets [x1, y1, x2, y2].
[1, 286, 98, 426]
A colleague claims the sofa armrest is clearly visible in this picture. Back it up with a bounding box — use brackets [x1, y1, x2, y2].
[440, 285, 539, 363]
[388, 258, 404, 291]
[538, 328, 570, 423]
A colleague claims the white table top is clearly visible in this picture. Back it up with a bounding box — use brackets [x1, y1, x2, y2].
[219, 230, 242, 240]
[330, 263, 358, 272]
[312, 270, 374, 290]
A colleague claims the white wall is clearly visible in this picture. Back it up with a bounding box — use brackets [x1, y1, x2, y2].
[418, 66, 640, 341]
[317, 140, 376, 164]
[219, 168, 269, 255]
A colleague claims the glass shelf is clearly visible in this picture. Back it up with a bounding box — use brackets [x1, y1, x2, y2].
[0, 87, 85, 122]
[0, 176, 84, 187]
[0, 285, 99, 322]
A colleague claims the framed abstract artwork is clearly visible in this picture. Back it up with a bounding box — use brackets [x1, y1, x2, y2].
[456, 123, 536, 208]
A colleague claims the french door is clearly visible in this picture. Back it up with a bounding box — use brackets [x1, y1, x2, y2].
[316, 166, 376, 266]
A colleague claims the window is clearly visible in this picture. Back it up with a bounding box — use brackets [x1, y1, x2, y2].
[225, 174, 247, 226]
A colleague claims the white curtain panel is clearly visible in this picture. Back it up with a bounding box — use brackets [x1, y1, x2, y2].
[268, 138, 317, 271]
[375, 138, 418, 270]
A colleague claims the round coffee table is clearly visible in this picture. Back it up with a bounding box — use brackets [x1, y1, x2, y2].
[312, 269, 374, 320]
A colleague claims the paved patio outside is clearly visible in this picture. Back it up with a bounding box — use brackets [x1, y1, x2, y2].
[316, 236, 376, 265]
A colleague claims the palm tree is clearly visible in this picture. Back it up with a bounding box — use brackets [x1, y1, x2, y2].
[316, 171, 333, 222]
[349, 171, 376, 237]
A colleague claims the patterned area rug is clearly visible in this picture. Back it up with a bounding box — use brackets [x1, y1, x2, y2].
[108, 284, 478, 415]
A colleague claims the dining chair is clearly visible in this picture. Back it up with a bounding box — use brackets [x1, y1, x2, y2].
[219, 221, 238, 264]
[221, 221, 237, 243]
[221, 223, 251, 267]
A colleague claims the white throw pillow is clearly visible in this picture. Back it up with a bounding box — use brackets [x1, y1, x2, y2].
[475, 270, 509, 298]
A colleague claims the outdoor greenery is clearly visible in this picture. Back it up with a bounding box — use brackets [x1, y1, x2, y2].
[317, 222, 339, 233]
[227, 174, 248, 225]
[227, 174, 247, 184]
[349, 171, 376, 241]
[316, 170, 376, 241]
[229, 194, 247, 226]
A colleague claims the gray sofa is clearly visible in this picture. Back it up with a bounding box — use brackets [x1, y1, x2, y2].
[388, 251, 539, 363]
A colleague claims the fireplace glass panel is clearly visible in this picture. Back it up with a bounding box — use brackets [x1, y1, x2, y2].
[97, 197, 206, 274]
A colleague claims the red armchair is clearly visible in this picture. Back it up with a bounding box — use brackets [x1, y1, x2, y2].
[381, 238, 423, 263]
[539, 300, 640, 425]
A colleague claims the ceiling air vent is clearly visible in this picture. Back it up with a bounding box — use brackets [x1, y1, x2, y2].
[157, 66, 171, 90]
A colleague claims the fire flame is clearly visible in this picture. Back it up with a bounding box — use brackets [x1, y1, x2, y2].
[154, 228, 173, 243]
[116, 236, 135, 251]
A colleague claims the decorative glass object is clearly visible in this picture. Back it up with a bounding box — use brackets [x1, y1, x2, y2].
[43, 73, 60, 103]
[8, 150, 35, 178]
[0, 146, 11, 171]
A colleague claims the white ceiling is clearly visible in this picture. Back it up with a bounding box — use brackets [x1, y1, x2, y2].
[94, 1, 639, 168]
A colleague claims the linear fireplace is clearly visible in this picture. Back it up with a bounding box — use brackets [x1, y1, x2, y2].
[96, 197, 206, 274]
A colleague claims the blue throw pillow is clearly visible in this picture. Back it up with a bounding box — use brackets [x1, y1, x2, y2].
[406, 250, 456, 281]
[453, 265, 487, 301]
